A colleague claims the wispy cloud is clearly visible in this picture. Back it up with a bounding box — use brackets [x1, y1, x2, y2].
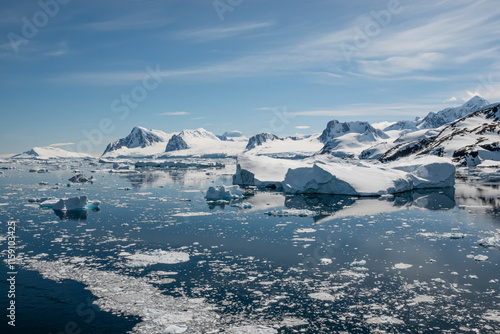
[295, 125, 310, 129]
[177, 22, 273, 41]
[290, 103, 449, 118]
[50, 142, 75, 147]
[158, 111, 190, 116]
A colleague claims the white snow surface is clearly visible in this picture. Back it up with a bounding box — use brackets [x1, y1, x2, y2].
[12, 146, 93, 159]
[126, 249, 190, 266]
[40, 195, 100, 211]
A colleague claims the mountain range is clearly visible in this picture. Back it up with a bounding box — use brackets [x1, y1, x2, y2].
[11, 96, 500, 167]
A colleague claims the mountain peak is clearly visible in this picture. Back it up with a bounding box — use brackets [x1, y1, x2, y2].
[102, 126, 169, 155]
[319, 120, 388, 143]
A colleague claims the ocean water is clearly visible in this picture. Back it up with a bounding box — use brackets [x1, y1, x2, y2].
[0, 161, 499, 333]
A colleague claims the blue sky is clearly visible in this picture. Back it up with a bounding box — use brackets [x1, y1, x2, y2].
[1, 0, 500, 155]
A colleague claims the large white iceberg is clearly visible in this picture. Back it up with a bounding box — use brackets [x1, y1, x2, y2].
[283, 158, 455, 196]
[40, 196, 100, 211]
[234, 155, 455, 196]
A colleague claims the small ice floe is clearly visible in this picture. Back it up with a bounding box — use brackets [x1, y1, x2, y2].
[308, 292, 343, 302]
[172, 212, 213, 217]
[163, 325, 187, 333]
[231, 202, 254, 209]
[68, 174, 94, 183]
[39, 181, 49, 185]
[444, 232, 465, 239]
[319, 258, 333, 265]
[393, 263, 413, 270]
[295, 228, 316, 233]
[117, 187, 132, 191]
[39, 196, 100, 211]
[478, 237, 500, 249]
[226, 325, 277, 334]
[483, 310, 500, 322]
[265, 209, 317, 218]
[408, 295, 435, 304]
[28, 197, 56, 203]
[125, 249, 190, 267]
[205, 185, 243, 201]
[351, 260, 367, 267]
[474, 254, 489, 262]
[365, 315, 404, 325]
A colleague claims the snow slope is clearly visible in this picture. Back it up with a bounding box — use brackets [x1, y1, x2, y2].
[162, 128, 246, 158]
[12, 146, 93, 159]
[381, 103, 500, 166]
[245, 133, 324, 158]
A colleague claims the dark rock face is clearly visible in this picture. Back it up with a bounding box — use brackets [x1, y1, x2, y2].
[245, 133, 280, 150]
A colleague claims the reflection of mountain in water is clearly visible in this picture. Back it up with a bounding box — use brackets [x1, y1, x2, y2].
[118, 169, 231, 189]
[455, 181, 500, 213]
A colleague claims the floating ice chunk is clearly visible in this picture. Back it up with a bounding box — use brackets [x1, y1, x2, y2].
[393, 263, 413, 270]
[164, 325, 187, 333]
[483, 310, 500, 322]
[39, 196, 100, 211]
[295, 228, 317, 233]
[319, 258, 332, 265]
[28, 197, 56, 203]
[265, 209, 317, 217]
[205, 185, 243, 201]
[351, 260, 367, 267]
[44, 196, 101, 211]
[308, 292, 343, 301]
[226, 325, 278, 334]
[231, 202, 254, 209]
[478, 237, 500, 249]
[474, 254, 489, 261]
[173, 212, 213, 217]
[409, 295, 435, 304]
[365, 316, 404, 325]
[68, 174, 94, 183]
[444, 232, 465, 239]
[126, 249, 190, 267]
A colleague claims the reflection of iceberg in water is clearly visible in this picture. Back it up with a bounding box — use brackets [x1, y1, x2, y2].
[219, 188, 457, 219]
[53, 209, 89, 221]
[284, 188, 456, 220]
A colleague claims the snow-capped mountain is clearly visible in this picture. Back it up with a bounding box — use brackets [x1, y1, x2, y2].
[318, 120, 389, 157]
[382, 96, 490, 132]
[218, 131, 248, 142]
[12, 146, 93, 159]
[162, 128, 246, 158]
[380, 103, 500, 166]
[319, 120, 389, 144]
[244, 133, 323, 158]
[102, 126, 172, 157]
[417, 96, 489, 129]
[245, 133, 281, 150]
[165, 128, 220, 152]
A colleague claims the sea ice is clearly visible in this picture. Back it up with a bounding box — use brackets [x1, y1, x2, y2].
[205, 185, 243, 201]
[226, 325, 278, 334]
[393, 263, 413, 270]
[125, 249, 190, 267]
[40, 196, 100, 211]
[478, 237, 500, 249]
[265, 209, 317, 217]
[474, 254, 489, 261]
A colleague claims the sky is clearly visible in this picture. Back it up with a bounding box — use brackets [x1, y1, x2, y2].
[1, 0, 500, 155]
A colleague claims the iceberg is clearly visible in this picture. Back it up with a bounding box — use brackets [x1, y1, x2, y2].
[283, 158, 455, 196]
[40, 196, 100, 211]
[205, 185, 243, 201]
